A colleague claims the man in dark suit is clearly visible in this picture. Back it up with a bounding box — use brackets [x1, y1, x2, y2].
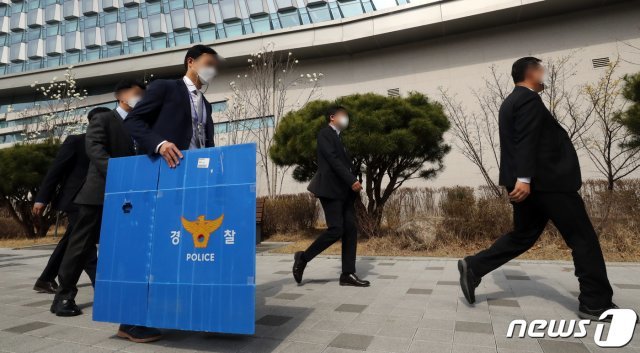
[51, 79, 162, 343]
[32, 107, 110, 294]
[125, 44, 219, 165]
[458, 57, 615, 321]
[292, 106, 369, 287]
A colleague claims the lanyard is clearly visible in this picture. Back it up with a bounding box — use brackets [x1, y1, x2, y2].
[188, 90, 207, 148]
[188, 90, 206, 125]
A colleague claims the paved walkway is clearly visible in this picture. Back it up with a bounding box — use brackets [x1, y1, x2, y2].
[1, 246, 639, 353]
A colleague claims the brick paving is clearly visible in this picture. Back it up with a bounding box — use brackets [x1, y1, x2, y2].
[1, 246, 639, 353]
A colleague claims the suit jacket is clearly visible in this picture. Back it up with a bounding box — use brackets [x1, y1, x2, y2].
[498, 86, 581, 192]
[34, 134, 89, 212]
[124, 79, 215, 155]
[74, 110, 135, 205]
[307, 125, 358, 200]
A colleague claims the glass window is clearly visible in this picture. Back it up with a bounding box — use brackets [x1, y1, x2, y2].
[105, 43, 121, 56]
[83, 14, 97, 27]
[28, 0, 41, 10]
[307, 3, 331, 22]
[169, 0, 184, 10]
[211, 100, 226, 112]
[268, 13, 281, 29]
[173, 30, 190, 45]
[0, 132, 25, 144]
[46, 54, 62, 67]
[146, 2, 161, 15]
[125, 6, 139, 19]
[63, 0, 78, 19]
[278, 9, 300, 28]
[150, 35, 167, 49]
[44, 0, 59, 5]
[85, 47, 100, 60]
[337, 0, 363, 17]
[170, 8, 189, 30]
[103, 11, 118, 24]
[0, 34, 7, 46]
[12, 2, 25, 14]
[193, 0, 208, 5]
[81, 0, 98, 14]
[27, 28, 41, 40]
[250, 14, 270, 33]
[362, 0, 373, 12]
[0, 6, 6, 16]
[45, 23, 60, 35]
[197, 25, 215, 42]
[223, 20, 242, 38]
[65, 51, 80, 64]
[213, 122, 228, 134]
[125, 18, 143, 38]
[127, 38, 144, 53]
[27, 58, 43, 70]
[65, 19, 78, 32]
[10, 32, 24, 44]
[148, 13, 167, 34]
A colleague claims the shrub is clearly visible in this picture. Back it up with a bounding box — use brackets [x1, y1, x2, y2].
[262, 193, 318, 237]
[438, 186, 477, 241]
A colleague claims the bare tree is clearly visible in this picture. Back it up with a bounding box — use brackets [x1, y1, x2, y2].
[222, 43, 323, 196]
[542, 54, 594, 146]
[581, 59, 640, 190]
[439, 65, 511, 197]
[217, 97, 256, 146]
[439, 88, 501, 197]
[472, 65, 511, 172]
[21, 66, 89, 143]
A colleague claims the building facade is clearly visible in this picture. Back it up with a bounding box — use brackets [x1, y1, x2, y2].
[1, 0, 639, 194]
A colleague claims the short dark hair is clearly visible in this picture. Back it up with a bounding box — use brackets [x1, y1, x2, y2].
[87, 106, 112, 122]
[114, 79, 146, 95]
[184, 44, 218, 70]
[326, 105, 347, 123]
[511, 57, 542, 84]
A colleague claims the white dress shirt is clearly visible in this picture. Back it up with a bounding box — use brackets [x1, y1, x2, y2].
[115, 105, 128, 120]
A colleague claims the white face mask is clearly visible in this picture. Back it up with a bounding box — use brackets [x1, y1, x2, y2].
[337, 115, 349, 129]
[197, 67, 216, 85]
[126, 96, 141, 109]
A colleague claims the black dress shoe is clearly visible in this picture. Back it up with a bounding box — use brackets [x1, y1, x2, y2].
[292, 251, 307, 284]
[34, 279, 58, 294]
[117, 325, 163, 343]
[339, 273, 370, 287]
[50, 299, 82, 316]
[458, 258, 481, 304]
[578, 302, 619, 322]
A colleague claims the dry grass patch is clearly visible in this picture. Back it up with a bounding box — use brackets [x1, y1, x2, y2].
[267, 228, 640, 262]
[0, 233, 61, 249]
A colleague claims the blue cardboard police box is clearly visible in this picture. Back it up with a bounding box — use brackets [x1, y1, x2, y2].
[93, 143, 256, 335]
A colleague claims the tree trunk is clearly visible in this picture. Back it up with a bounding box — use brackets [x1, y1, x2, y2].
[0, 198, 36, 238]
[355, 195, 386, 238]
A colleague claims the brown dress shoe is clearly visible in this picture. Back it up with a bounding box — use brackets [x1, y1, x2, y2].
[117, 325, 163, 343]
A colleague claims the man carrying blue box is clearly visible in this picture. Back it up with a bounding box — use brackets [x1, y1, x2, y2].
[124, 44, 220, 163]
[52, 44, 222, 343]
